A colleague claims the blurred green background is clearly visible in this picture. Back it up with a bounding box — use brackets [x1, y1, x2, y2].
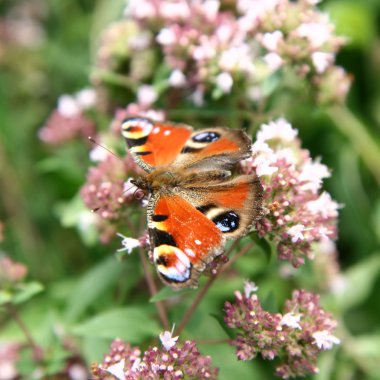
[1, 0, 380, 379]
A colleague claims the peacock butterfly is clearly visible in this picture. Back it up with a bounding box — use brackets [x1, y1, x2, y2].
[122, 117, 263, 289]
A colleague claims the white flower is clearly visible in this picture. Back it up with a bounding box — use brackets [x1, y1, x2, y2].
[257, 118, 298, 143]
[105, 359, 126, 380]
[160, 1, 190, 20]
[57, 95, 81, 118]
[76, 88, 96, 109]
[219, 45, 255, 75]
[306, 192, 340, 218]
[299, 160, 330, 193]
[251, 140, 273, 155]
[263, 52, 283, 71]
[297, 21, 332, 49]
[253, 154, 278, 176]
[124, 0, 155, 19]
[215, 72, 233, 93]
[312, 52, 334, 74]
[159, 325, 179, 351]
[89, 145, 109, 162]
[312, 330, 340, 350]
[200, 0, 220, 20]
[117, 233, 141, 254]
[262, 30, 283, 51]
[169, 70, 187, 88]
[287, 224, 306, 243]
[244, 280, 258, 298]
[137, 85, 158, 106]
[280, 312, 302, 330]
[131, 358, 141, 372]
[156, 28, 176, 45]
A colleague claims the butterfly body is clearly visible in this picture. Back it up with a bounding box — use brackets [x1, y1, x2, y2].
[123, 117, 263, 288]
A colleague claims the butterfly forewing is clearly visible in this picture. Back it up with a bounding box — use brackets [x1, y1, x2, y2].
[122, 118, 192, 171]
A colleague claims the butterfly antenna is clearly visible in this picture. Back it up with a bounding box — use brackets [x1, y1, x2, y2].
[88, 136, 123, 161]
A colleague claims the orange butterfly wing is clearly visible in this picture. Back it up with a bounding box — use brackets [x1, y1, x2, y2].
[122, 118, 192, 172]
[148, 194, 224, 288]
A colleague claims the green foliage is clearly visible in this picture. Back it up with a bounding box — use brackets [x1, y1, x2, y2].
[1, 0, 380, 378]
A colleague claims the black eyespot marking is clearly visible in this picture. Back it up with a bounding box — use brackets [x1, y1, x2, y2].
[135, 151, 152, 156]
[213, 211, 240, 233]
[192, 131, 220, 143]
[152, 214, 168, 222]
[149, 228, 176, 247]
[196, 204, 216, 214]
[126, 136, 148, 148]
[155, 255, 168, 266]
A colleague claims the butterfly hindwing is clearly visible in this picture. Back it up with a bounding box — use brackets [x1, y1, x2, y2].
[147, 174, 263, 288]
[148, 193, 224, 288]
[122, 118, 192, 172]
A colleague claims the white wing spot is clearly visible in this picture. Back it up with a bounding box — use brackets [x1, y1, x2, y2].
[185, 248, 195, 257]
[164, 130, 171, 136]
[153, 127, 160, 134]
[195, 240, 202, 245]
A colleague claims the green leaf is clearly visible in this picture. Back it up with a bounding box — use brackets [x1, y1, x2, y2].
[0, 290, 12, 305]
[333, 254, 380, 311]
[64, 257, 124, 322]
[249, 233, 273, 262]
[261, 290, 278, 313]
[72, 307, 160, 342]
[12, 282, 44, 305]
[324, 2, 376, 48]
[55, 194, 98, 246]
[209, 313, 234, 339]
[149, 286, 194, 303]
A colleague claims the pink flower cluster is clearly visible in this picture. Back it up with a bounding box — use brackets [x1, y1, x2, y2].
[224, 282, 340, 378]
[39, 89, 97, 145]
[243, 118, 339, 267]
[119, 0, 350, 105]
[0, 257, 28, 287]
[80, 153, 141, 243]
[92, 337, 218, 380]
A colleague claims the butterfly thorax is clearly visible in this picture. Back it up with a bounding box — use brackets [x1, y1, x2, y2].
[132, 167, 231, 193]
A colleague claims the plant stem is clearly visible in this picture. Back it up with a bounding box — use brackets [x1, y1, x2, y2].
[6, 303, 41, 355]
[138, 248, 170, 330]
[176, 241, 255, 335]
[137, 213, 170, 330]
[327, 105, 380, 187]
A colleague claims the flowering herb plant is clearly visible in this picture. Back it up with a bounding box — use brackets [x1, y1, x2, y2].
[2, 0, 380, 379]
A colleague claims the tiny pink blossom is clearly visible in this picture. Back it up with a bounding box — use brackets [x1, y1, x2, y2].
[280, 313, 302, 330]
[244, 280, 258, 298]
[287, 224, 306, 243]
[312, 52, 334, 74]
[105, 359, 126, 380]
[57, 95, 81, 118]
[215, 72, 233, 93]
[76, 88, 97, 109]
[137, 85, 158, 106]
[159, 326, 179, 351]
[169, 69, 187, 87]
[262, 31, 283, 51]
[297, 21, 332, 49]
[257, 118, 298, 142]
[117, 233, 141, 254]
[312, 330, 340, 350]
[264, 52, 283, 71]
[156, 27, 177, 45]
